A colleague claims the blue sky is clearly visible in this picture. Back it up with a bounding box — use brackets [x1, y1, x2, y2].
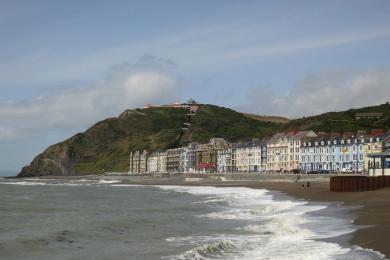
[1, 0, 390, 173]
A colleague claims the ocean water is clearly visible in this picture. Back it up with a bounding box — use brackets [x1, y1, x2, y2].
[0, 178, 386, 260]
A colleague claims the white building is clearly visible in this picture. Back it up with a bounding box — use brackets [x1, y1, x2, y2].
[147, 152, 159, 173]
[235, 140, 267, 172]
[217, 147, 232, 173]
[180, 143, 198, 173]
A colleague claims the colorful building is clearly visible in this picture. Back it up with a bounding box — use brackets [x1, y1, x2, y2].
[364, 135, 383, 171]
[267, 131, 316, 172]
[195, 138, 229, 173]
[300, 134, 385, 174]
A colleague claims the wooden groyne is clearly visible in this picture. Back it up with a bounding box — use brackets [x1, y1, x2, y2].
[330, 176, 390, 192]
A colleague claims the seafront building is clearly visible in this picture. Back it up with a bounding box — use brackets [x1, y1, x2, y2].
[156, 151, 167, 172]
[147, 152, 159, 173]
[300, 132, 386, 173]
[195, 138, 229, 173]
[367, 132, 390, 176]
[129, 150, 148, 174]
[235, 140, 267, 172]
[179, 142, 198, 173]
[128, 130, 389, 175]
[267, 131, 317, 172]
[166, 148, 184, 173]
[217, 146, 233, 173]
[364, 135, 383, 170]
[300, 136, 365, 173]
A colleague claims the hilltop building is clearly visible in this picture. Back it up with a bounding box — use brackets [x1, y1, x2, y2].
[355, 112, 383, 120]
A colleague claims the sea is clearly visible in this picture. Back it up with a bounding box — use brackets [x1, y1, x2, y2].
[0, 177, 386, 260]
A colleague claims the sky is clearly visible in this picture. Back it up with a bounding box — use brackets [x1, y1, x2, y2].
[1, 0, 390, 173]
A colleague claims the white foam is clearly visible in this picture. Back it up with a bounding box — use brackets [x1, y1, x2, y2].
[159, 185, 385, 260]
[76, 178, 91, 182]
[97, 179, 121, 184]
[0, 181, 47, 186]
[0, 179, 122, 187]
[57, 183, 92, 186]
[112, 184, 143, 187]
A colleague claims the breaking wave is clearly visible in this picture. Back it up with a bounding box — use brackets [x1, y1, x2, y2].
[169, 240, 236, 260]
[158, 186, 385, 260]
[0, 178, 121, 186]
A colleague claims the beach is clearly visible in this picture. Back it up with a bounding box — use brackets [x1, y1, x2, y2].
[3, 174, 389, 259]
[108, 174, 390, 258]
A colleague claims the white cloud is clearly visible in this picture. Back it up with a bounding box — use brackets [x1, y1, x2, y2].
[0, 63, 180, 141]
[0, 127, 15, 140]
[241, 69, 390, 118]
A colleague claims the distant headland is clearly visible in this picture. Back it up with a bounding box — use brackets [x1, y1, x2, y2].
[18, 100, 390, 177]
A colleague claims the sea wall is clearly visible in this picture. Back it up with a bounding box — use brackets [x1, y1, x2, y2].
[184, 173, 332, 182]
[330, 176, 390, 192]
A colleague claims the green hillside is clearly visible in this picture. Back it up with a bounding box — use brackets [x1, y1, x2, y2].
[18, 105, 281, 177]
[18, 103, 390, 177]
[283, 103, 390, 133]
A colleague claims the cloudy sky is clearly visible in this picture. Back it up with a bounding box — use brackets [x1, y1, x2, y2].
[1, 0, 390, 173]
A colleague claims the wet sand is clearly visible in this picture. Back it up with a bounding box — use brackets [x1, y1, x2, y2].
[116, 176, 390, 258]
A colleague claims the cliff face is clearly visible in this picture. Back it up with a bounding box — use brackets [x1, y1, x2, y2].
[18, 105, 280, 177]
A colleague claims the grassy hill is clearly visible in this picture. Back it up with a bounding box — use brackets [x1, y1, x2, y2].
[18, 105, 281, 177]
[242, 113, 290, 124]
[282, 103, 390, 133]
[18, 103, 390, 177]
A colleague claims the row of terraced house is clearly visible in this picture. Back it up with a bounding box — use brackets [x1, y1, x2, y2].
[129, 130, 390, 175]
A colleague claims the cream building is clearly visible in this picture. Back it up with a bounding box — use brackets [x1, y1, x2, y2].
[267, 131, 317, 172]
[156, 151, 167, 172]
[235, 140, 266, 172]
[364, 136, 383, 171]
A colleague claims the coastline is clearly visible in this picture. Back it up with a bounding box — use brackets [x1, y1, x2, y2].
[21, 174, 390, 258]
[115, 175, 390, 258]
